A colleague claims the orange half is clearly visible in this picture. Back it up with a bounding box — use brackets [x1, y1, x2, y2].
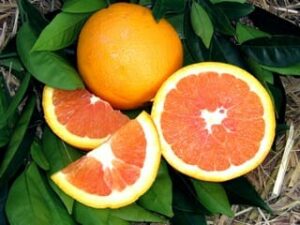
[151, 62, 276, 182]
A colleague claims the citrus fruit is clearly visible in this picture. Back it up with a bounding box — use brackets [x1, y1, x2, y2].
[51, 111, 161, 208]
[151, 62, 276, 182]
[77, 2, 183, 110]
[42, 86, 129, 150]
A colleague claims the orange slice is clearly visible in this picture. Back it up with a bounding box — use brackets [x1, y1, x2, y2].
[151, 62, 276, 182]
[51, 111, 161, 208]
[42, 86, 129, 150]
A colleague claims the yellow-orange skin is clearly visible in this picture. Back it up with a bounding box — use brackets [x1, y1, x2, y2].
[77, 3, 183, 109]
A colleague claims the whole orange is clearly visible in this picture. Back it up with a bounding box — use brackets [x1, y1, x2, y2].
[77, 3, 183, 109]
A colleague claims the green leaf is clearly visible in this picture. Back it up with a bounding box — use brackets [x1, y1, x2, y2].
[223, 177, 272, 213]
[171, 210, 207, 225]
[17, 0, 48, 33]
[167, 13, 184, 39]
[63, 0, 107, 13]
[241, 35, 300, 67]
[30, 139, 50, 170]
[236, 22, 270, 44]
[5, 162, 76, 225]
[261, 63, 300, 76]
[138, 160, 173, 217]
[74, 203, 130, 225]
[0, 96, 36, 185]
[74, 203, 110, 225]
[32, 12, 90, 52]
[16, 22, 84, 90]
[0, 76, 11, 147]
[209, 34, 246, 67]
[112, 203, 166, 223]
[48, 178, 74, 214]
[192, 179, 234, 217]
[210, 0, 246, 3]
[0, 183, 8, 225]
[183, 7, 209, 62]
[246, 58, 274, 84]
[215, 2, 254, 20]
[0, 57, 25, 72]
[41, 127, 83, 174]
[191, 1, 214, 48]
[0, 72, 31, 129]
[152, 0, 185, 21]
[197, 0, 235, 36]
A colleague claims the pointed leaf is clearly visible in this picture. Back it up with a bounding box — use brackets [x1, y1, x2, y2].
[16, 23, 84, 90]
[261, 63, 300, 76]
[0, 72, 31, 129]
[197, 0, 235, 36]
[236, 22, 270, 44]
[223, 177, 272, 213]
[241, 35, 300, 67]
[138, 160, 173, 217]
[112, 203, 166, 223]
[192, 179, 234, 217]
[152, 0, 185, 21]
[171, 210, 207, 225]
[183, 7, 209, 62]
[62, 0, 107, 13]
[32, 12, 90, 52]
[41, 127, 83, 174]
[5, 163, 76, 225]
[30, 139, 50, 170]
[209, 34, 246, 68]
[0, 57, 25, 72]
[191, 2, 214, 48]
[0, 96, 36, 185]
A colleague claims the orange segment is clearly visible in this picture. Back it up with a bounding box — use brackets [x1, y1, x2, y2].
[51, 112, 161, 208]
[42, 86, 129, 150]
[152, 62, 276, 182]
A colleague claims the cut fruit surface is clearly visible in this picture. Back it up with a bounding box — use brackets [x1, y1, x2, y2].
[151, 62, 276, 182]
[42, 86, 129, 150]
[51, 111, 161, 208]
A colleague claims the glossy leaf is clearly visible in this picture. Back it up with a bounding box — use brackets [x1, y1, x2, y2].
[111, 203, 166, 222]
[215, 2, 254, 20]
[236, 22, 270, 44]
[261, 63, 300, 76]
[138, 160, 173, 217]
[16, 23, 84, 90]
[0, 72, 31, 129]
[0, 96, 36, 185]
[209, 34, 246, 68]
[48, 178, 74, 214]
[171, 210, 207, 225]
[152, 0, 185, 21]
[183, 7, 209, 62]
[223, 177, 272, 213]
[197, 0, 235, 36]
[62, 0, 107, 13]
[41, 127, 82, 174]
[5, 163, 76, 225]
[241, 35, 300, 67]
[30, 139, 50, 171]
[192, 179, 234, 217]
[74, 203, 126, 225]
[32, 12, 90, 51]
[191, 1, 214, 48]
